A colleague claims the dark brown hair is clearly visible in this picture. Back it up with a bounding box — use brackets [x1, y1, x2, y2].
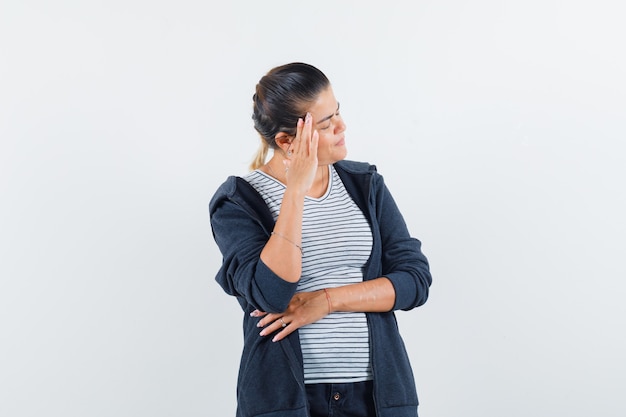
[250, 62, 330, 169]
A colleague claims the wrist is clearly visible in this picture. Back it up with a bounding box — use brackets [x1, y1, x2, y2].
[283, 186, 307, 200]
[323, 288, 333, 314]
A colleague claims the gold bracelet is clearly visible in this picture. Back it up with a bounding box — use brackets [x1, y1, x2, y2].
[271, 231, 303, 254]
[323, 288, 332, 314]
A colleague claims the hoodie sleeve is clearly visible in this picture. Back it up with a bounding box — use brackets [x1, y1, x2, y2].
[209, 180, 298, 313]
[373, 172, 432, 311]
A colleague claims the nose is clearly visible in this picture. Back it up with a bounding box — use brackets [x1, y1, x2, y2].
[334, 114, 346, 134]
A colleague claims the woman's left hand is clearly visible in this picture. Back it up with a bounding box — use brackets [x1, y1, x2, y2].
[251, 290, 331, 342]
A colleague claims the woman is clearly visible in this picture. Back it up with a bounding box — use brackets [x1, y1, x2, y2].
[209, 62, 432, 417]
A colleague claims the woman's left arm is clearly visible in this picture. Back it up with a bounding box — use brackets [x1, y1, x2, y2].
[325, 277, 395, 312]
[374, 171, 432, 311]
[317, 171, 425, 314]
[255, 277, 394, 342]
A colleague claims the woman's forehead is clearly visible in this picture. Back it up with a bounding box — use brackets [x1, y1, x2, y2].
[307, 87, 338, 116]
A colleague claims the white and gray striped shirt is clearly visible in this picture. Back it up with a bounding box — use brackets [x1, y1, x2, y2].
[244, 165, 374, 384]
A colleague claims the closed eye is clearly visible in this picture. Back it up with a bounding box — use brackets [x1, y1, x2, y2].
[319, 105, 341, 130]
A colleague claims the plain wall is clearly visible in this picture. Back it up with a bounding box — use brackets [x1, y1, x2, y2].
[1, 1, 625, 416]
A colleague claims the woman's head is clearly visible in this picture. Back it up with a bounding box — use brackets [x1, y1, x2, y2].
[250, 62, 331, 169]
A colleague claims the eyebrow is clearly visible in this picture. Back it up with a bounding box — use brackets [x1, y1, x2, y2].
[315, 102, 340, 125]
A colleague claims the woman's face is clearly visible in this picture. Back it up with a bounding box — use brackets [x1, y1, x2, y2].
[305, 86, 347, 165]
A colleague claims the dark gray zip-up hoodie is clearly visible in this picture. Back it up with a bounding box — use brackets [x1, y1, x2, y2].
[209, 160, 432, 417]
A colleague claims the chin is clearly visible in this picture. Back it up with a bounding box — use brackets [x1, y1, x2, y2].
[320, 147, 348, 165]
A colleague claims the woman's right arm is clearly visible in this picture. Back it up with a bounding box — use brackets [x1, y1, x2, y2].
[210, 113, 319, 311]
[210, 197, 299, 313]
[258, 186, 306, 283]
[260, 113, 319, 283]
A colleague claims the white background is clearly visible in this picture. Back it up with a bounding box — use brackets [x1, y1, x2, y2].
[1, 1, 625, 416]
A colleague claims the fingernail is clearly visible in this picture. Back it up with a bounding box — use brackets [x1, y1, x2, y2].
[260, 330, 266, 336]
[272, 336, 278, 342]
[305, 112, 311, 124]
[256, 321, 263, 327]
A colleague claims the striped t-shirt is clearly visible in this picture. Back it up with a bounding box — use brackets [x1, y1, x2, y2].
[244, 165, 374, 384]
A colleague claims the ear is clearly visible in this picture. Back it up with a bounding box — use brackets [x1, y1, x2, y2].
[274, 132, 293, 154]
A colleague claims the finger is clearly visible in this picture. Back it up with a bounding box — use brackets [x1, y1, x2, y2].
[300, 112, 313, 153]
[291, 117, 304, 154]
[250, 310, 267, 317]
[259, 317, 288, 337]
[272, 322, 298, 342]
[294, 113, 312, 155]
[256, 313, 279, 328]
[310, 129, 319, 155]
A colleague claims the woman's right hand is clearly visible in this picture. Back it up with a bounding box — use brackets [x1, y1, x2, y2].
[283, 112, 319, 194]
